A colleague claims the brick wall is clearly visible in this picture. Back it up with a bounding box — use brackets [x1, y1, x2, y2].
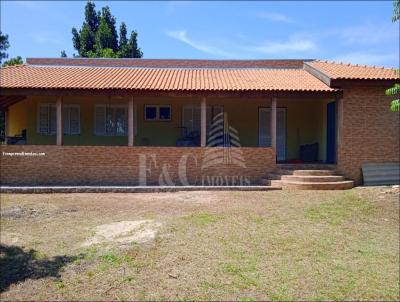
[337, 86, 400, 184]
[0, 146, 276, 186]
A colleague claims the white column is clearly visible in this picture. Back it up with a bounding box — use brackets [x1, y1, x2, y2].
[128, 96, 134, 147]
[4, 109, 9, 144]
[56, 97, 63, 146]
[271, 97, 277, 152]
[201, 97, 207, 147]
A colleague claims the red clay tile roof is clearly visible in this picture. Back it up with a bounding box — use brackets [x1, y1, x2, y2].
[26, 58, 310, 69]
[0, 65, 336, 92]
[306, 60, 399, 80]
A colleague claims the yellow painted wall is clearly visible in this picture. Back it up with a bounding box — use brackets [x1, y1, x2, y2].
[8, 99, 28, 136]
[8, 95, 332, 161]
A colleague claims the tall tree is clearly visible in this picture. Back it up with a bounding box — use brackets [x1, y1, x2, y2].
[128, 30, 143, 58]
[80, 22, 96, 56]
[72, 27, 81, 55]
[119, 22, 128, 47]
[99, 6, 118, 52]
[61, 50, 67, 58]
[95, 11, 116, 51]
[85, 0, 99, 33]
[0, 31, 10, 62]
[387, 0, 400, 112]
[71, 1, 142, 58]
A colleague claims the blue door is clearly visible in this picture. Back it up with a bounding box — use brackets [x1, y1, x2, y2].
[326, 102, 336, 164]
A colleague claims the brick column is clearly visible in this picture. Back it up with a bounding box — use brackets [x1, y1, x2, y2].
[56, 97, 63, 146]
[128, 96, 134, 147]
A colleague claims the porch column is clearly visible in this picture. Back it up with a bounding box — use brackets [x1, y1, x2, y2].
[56, 97, 63, 146]
[271, 97, 277, 152]
[128, 96, 134, 147]
[201, 97, 207, 147]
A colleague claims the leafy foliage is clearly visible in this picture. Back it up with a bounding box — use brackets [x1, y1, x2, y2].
[387, 1, 400, 111]
[2, 56, 23, 67]
[393, 0, 400, 22]
[60, 50, 67, 58]
[0, 31, 10, 62]
[386, 84, 400, 112]
[71, 1, 142, 58]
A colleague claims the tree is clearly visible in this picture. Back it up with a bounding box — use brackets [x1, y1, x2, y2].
[71, 1, 142, 58]
[0, 31, 10, 62]
[95, 13, 116, 52]
[393, 0, 400, 21]
[61, 50, 67, 58]
[2, 56, 23, 67]
[387, 0, 400, 112]
[128, 30, 143, 58]
[80, 22, 96, 56]
[119, 22, 128, 47]
[85, 0, 99, 33]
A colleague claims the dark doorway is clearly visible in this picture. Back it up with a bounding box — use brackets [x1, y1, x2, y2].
[326, 101, 336, 164]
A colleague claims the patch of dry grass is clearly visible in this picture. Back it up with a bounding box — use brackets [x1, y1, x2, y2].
[0, 188, 399, 301]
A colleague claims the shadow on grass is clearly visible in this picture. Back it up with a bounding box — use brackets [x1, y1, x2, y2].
[0, 244, 83, 292]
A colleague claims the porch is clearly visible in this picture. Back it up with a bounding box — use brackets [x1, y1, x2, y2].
[2, 94, 340, 164]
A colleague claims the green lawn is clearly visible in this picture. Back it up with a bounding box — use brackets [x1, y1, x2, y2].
[0, 188, 399, 301]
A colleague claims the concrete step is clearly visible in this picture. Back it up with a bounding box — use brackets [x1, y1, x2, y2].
[292, 170, 337, 176]
[281, 180, 354, 190]
[270, 180, 283, 188]
[260, 178, 282, 188]
[281, 175, 345, 182]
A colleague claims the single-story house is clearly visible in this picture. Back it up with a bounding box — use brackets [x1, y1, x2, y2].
[0, 58, 398, 188]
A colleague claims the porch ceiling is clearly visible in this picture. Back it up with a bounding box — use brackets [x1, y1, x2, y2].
[0, 95, 26, 109]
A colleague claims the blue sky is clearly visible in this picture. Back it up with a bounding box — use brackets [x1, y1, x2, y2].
[1, 1, 399, 67]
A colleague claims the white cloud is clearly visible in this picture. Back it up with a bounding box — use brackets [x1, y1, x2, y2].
[244, 36, 317, 55]
[331, 23, 399, 45]
[332, 52, 398, 67]
[166, 30, 237, 58]
[256, 12, 294, 23]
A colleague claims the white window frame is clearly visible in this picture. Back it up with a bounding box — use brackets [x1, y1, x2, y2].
[94, 104, 128, 136]
[37, 103, 56, 135]
[63, 104, 81, 135]
[144, 105, 171, 121]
